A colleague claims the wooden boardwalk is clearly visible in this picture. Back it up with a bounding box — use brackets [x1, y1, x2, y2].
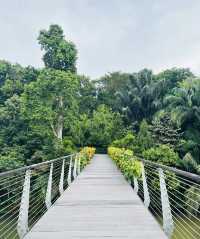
[25, 154, 167, 238]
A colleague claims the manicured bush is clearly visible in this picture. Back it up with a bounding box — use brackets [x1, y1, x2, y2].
[108, 147, 142, 181]
[79, 147, 96, 169]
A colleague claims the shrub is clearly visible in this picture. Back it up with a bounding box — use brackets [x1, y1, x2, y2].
[0, 147, 24, 171]
[108, 147, 142, 180]
[79, 147, 96, 169]
[185, 186, 200, 216]
[111, 133, 136, 149]
[142, 144, 179, 166]
[176, 152, 199, 174]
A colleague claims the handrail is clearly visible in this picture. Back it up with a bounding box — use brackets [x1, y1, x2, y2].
[0, 154, 75, 178]
[133, 157, 200, 238]
[137, 158, 200, 183]
[108, 147, 200, 238]
[0, 153, 80, 238]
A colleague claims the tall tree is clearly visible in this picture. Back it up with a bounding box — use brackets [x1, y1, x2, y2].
[38, 24, 77, 73]
[22, 69, 78, 141]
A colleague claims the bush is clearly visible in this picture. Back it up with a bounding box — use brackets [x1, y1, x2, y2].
[111, 133, 137, 151]
[176, 152, 199, 174]
[185, 186, 200, 216]
[108, 147, 142, 180]
[0, 147, 24, 172]
[79, 147, 96, 169]
[142, 144, 179, 166]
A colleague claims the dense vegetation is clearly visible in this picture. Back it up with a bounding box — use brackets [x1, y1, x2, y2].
[0, 24, 200, 174]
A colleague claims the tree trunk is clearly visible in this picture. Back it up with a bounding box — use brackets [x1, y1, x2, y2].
[57, 114, 63, 140]
[56, 96, 64, 141]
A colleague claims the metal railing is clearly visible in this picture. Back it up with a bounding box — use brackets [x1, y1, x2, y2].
[0, 153, 81, 239]
[133, 159, 200, 239]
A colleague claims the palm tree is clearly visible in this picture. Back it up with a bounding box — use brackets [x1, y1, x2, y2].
[116, 69, 166, 123]
[164, 77, 200, 127]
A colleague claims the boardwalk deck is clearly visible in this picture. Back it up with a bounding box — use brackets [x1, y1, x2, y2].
[25, 154, 167, 239]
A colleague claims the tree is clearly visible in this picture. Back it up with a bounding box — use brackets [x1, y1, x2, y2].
[137, 119, 153, 152]
[176, 152, 199, 174]
[156, 68, 193, 94]
[77, 75, 97, 114]
[96, 72, 130, 111]
[111, 132, 137, 151]
[0, 147, 24, 172]
[38, 24, 77, 73]
[0, 62, 38, 104]
[89, 105, 123, 148]
[22, 69, 78, 141]
[0, 60, 12, 87]
[143, 144, 179, 166]
[114, 69, 163, 125]
[165, 77, 200, 127]
[150, 113, 182, 148]
[70, 114, 91, 147]
[164, 77, 200, 162]
[0, 94, 28, 158]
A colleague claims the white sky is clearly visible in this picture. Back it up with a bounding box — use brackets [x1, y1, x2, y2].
[0, 0, 200, 78]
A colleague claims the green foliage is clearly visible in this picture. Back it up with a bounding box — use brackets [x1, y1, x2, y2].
[0, 24, 200, 173]
[62, 138, 76, 154]
[89, 105, 123, 147]
[77, 75, 97, 114]
[108, 147, 142, 181]
[143, 144, 179, 166]
[0, 147, 24, 172]
[176, 152, 199, 174]
[156, 68, 193, 93]
[108, 147, 142, 180]
[185, 186, 200, 216]
[137, 120, 153, 152]
[0, 61, 38, 104]
[38, 24, 77, 72]
[79, 147, 96, 169]
[22, 69, 78, 140]
[164, 77, 200, 127]
[70, 114, 91, 147]
[111, 133, 137, 151]
[150, 113, 182, 148]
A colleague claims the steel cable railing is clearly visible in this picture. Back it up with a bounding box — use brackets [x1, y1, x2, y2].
[132, 158, 200, 239]
[0, 153, 81, 239]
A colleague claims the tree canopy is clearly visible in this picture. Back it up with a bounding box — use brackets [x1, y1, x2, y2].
[38, 24, 77, 72]
[0, 24, 200, 173]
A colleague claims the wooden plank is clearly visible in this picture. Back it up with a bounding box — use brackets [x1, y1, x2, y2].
[25, 154, 167, 239]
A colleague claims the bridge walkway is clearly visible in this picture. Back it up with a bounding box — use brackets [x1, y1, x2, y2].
[25, 154, 167, 239]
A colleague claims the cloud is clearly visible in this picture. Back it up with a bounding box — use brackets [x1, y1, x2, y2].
[0, 0, 200, 78]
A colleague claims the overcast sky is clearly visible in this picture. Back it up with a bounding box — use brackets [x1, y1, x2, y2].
[0, 0, 200, 78]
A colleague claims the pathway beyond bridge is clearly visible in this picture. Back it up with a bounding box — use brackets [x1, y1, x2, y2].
[25, 154, 167, 238]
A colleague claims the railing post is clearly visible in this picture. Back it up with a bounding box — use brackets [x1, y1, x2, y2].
[141, 163, 150, 208]
[73, 155, 77, 178]
[59, 159, 65, 195]
[133, 177, 139, 194]
[158, 168, 174, 238]
[17, 169, 31, 239]
[45, 163, 53, 209]
[67, 155, 73, 185]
